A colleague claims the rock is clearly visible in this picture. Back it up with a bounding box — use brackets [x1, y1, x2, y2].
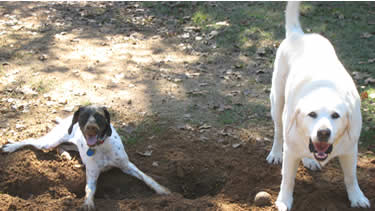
[254, 191, 272, 207]
[39, 54, 48, 61]
[232, 143, 241, 148]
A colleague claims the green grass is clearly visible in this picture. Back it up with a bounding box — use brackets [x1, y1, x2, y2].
[80, 100, 93, 107]
[30, 79, 52, 94]
[145, 1, 375, 150]
[120, 116, 166, 145]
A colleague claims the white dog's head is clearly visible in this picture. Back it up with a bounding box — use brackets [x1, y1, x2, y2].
[291, 87, 350, 161]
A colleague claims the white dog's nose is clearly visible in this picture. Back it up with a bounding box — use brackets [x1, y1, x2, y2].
[317, 128, 331, 142]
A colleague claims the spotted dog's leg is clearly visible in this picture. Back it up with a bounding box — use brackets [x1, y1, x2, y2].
[2, 119, 72, 153]
[82, 166, 100, 211]
[2, 136, 70, 153]
[120, 161, 170, 195]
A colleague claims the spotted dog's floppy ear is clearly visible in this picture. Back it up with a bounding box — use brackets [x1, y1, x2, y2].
[102, 107, 112, 137]
[68, 107, 83, 134]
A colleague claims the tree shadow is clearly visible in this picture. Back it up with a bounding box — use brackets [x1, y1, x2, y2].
[0, 1, 374, 210]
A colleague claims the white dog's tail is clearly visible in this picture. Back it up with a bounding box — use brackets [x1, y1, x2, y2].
[285, 1, 304, 37]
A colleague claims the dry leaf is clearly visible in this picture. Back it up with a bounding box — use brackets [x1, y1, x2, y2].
[360, 91, 368, 99]
[365, 78, 375, 85]
[136, 150, 153, 157]
[361, 32, 372, 39]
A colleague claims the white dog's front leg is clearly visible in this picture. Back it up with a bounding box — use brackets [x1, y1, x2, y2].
[302, 158, 321, 171]
[339, 154, 370, 208]
[267, 133, 283, 164]
[82, 167, 100, 211]
[276, 151, 300, 211]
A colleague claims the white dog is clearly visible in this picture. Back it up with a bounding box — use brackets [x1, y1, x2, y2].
[267, 2, 370, 210]
[2, 106, 170, 210]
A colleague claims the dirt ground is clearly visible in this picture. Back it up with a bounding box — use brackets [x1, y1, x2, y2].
[0, 2, 374, 211]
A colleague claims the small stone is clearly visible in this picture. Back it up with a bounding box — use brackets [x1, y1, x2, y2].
[232, 143, 241, 148]
[152, 161, 159, 167]
[74, 164, 83, 168]
[39, 54, 48, 61]
[254, 191, 272, 207]
[63, 105, 75, 112]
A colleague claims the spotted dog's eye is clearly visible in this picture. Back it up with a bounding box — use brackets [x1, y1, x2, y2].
[331, 112, 340, 119]
[308, 112, 317, 118]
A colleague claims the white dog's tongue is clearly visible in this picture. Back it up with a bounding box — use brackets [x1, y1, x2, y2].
[314, 142, 330, 153]
[87, 136, 97, 146]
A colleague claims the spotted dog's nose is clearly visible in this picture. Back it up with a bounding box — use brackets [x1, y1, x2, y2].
[317, 128, 331, 142]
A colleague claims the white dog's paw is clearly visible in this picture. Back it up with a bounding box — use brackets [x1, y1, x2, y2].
[276, 192, 293, 211]
[266, 151, 282, 164]
[349, 192, 370, 208]
[302, 158, 321, 171]
[275, 199, 292, 211]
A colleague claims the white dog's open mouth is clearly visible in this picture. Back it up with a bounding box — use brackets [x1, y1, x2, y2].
[309, 138, 332, 161]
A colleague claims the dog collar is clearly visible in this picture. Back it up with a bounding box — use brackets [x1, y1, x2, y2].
[86, 136, 106, 157]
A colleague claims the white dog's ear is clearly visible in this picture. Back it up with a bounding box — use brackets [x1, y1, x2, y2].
[286, 108, 300, 135]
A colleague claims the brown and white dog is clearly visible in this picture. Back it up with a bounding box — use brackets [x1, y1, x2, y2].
[2, 106, 170, 210]
[267, 2, 370, 210]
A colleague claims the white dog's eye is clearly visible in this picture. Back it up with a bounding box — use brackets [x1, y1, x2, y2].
[308, 112, 317, 118]
[331, 112, 340, 119]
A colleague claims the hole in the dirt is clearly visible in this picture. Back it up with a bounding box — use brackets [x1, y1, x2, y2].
[4, 178, 52, 200]
[173, 160, 226, 199]
[94, 169, 155, 200]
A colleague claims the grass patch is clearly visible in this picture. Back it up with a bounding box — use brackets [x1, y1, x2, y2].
[80, 100, 93, 107]
[30, 79, 52, 94]
[359, 86, 375, 150]
[120, 116, 166, 145]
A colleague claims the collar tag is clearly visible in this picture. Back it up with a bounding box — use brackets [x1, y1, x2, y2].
[87, 148, 95, 156]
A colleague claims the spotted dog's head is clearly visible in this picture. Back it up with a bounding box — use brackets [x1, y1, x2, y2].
[68, 106, 112, 147]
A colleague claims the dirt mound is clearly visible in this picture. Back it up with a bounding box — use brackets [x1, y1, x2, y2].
[1, 130, 374, 211]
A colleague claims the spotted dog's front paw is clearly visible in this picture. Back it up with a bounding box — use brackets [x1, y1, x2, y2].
[157, 186, 171, 195]
[81, 200, 96, 211]
[2, 142, 21, 153]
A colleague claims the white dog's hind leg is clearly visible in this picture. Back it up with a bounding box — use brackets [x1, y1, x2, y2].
[267, 50, 288, 165]
[121, 161, 170, 195]
[276, 151, 299, 211]
[339, 154, 370, 208]
[302, 158, 321, 171]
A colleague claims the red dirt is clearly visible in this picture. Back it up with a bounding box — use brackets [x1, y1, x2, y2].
[1, 129, 374, 211]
